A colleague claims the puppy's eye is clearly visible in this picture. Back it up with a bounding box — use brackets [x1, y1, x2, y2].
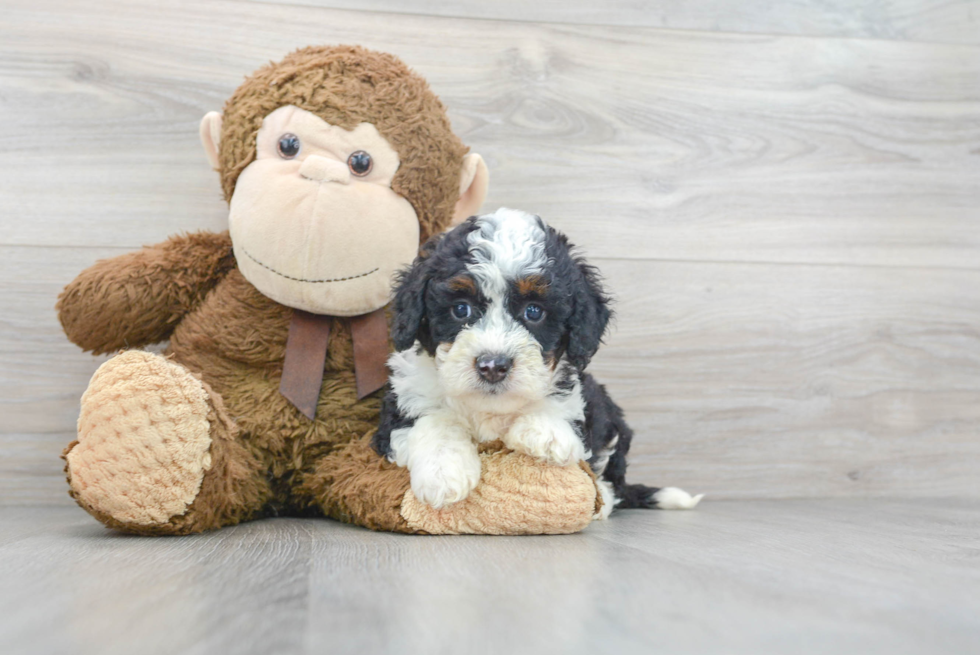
[277, 133, 301, 159]
[452, 302, 472, 320]
[348, 151, 373, 176]
[524, 303, 545, 323]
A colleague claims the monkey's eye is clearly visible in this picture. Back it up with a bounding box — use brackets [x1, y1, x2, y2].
[523, 303, 545, 323]
[451, 302, 472, 320]
[348, 151, 373, 176]
[277, 133, 301, 159]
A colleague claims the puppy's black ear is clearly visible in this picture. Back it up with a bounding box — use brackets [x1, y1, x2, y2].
[391, 239, 438, 352]
[565, 257, 612, 370]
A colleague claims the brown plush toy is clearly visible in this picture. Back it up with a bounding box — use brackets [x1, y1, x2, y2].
[57, 45, 601, 536]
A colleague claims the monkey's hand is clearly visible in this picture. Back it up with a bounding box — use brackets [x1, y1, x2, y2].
[57, 231, 236, 354]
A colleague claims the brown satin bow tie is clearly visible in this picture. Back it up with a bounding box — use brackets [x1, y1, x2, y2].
[279, 308, 389, 420]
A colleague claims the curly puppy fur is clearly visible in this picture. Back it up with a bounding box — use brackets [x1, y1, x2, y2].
[373, 208, 702, 514]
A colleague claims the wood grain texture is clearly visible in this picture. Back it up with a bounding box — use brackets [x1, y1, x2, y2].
[591, 259, 980, 499]
[0, 433, 76, 506]
[1, 0, 979, 504]
[1, 502, 978, 654]
[3, 246, 978, 503]
[250, 0, 980, 45]
[1, 0, 978, 267]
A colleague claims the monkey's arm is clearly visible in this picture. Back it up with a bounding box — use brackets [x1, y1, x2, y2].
[57, 231, 236, 354]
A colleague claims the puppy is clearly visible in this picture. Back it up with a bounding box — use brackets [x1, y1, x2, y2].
[372, 208, 702, 516]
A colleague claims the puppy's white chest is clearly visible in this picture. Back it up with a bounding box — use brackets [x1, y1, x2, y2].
[468, 411, 518, 444]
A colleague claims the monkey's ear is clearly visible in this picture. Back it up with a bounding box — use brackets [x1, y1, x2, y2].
[451, 153, 489, 226]
[199, 111, 223, 170]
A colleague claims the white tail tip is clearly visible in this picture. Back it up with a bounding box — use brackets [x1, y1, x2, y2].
[653, 487, 704, 510]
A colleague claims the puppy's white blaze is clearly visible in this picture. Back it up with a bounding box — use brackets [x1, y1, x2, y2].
[653, 487, 704, 510]
[466, 208, 549, 298]
[594, 479, 615, 520]
[435, 208, 557, 415]
[436, 314, 551, 414]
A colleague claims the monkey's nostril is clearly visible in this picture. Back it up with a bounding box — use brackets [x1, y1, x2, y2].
[475, 354, 513, 384]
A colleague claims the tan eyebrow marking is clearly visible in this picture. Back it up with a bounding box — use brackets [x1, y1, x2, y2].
[516, 275, 549, 296]
[448, 275, 477, 294]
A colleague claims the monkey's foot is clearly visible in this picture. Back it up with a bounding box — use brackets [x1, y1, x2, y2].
[65, 351, 214, 527]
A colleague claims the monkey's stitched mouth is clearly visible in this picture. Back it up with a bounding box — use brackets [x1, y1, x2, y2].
[241, 248, 379, 283]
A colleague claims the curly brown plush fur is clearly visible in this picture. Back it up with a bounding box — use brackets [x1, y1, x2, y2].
[57, 232, 237, 355]
[57, 45, 599, 536]
[218, 45, 468, 242]
[59, 232, 384, 533]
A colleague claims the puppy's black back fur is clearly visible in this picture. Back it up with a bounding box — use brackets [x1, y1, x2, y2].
[580, 373, 661, 509]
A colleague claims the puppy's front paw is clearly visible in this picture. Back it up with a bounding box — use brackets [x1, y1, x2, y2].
[409, 444, 482, 509]
[505, 415, 586, 467]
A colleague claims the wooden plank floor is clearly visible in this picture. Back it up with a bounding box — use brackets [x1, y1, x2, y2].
[2, 0, 979, 504]
[253, 0, 980, 45]
[1, 501, 978, 654]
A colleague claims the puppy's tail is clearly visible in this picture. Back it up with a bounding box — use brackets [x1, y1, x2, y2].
[618, 484, 704, 510]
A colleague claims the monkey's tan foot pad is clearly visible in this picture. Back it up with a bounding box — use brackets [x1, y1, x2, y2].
[65, 351, 213, 527]
[400, 447, 601, 535]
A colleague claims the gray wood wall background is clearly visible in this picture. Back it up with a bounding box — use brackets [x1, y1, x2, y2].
[1, 0, 978, 505]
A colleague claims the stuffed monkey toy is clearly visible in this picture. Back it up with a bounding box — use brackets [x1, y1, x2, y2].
[57, 46, 601, 536]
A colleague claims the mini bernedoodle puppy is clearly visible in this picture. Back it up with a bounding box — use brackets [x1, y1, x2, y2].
[372, 208, 702, 517]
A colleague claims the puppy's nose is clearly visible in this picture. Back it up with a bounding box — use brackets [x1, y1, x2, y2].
[476, 354, 513, 383]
